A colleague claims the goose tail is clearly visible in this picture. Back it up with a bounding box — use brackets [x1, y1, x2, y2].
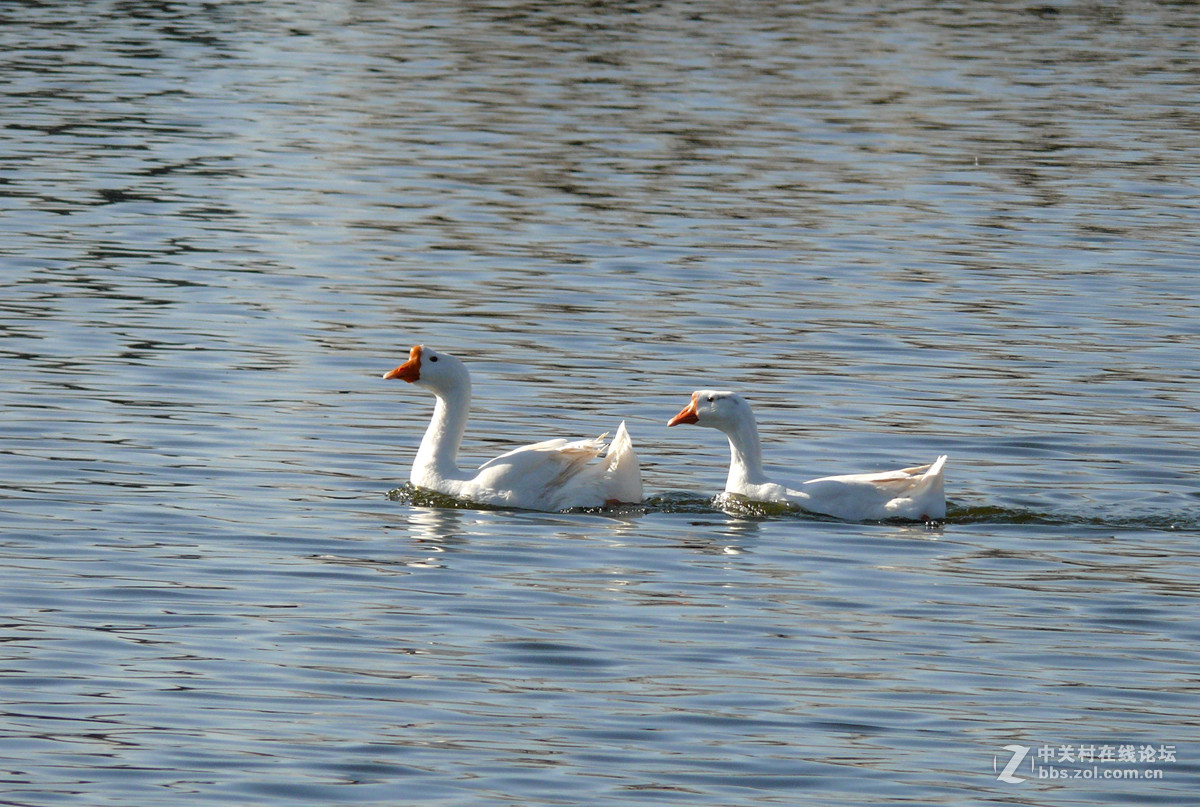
[912, 455, 947, 519]
[603, 421, 643, 504]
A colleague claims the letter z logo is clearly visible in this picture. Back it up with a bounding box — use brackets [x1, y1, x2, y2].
[995, 744, 1030, 783]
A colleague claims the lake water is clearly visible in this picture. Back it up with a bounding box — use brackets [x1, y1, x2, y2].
[2, 1, 1199, 804]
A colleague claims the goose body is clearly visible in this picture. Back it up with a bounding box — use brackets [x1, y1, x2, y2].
[383, 346, 642, 511]
[668, 390, 946, 521]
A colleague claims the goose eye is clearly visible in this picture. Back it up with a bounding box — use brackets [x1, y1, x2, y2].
[430, 355, 438, 362]
[706, 395, 714, 402]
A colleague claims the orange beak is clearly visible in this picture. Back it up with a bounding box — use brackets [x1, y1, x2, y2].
[667, 394, 700, 426]
[383, 345, 422, 383]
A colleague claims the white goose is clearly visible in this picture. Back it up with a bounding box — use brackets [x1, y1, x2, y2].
[668, 390, 946, 521]
[383, 345, 642, 511]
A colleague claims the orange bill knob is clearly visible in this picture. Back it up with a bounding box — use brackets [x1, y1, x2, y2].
[383, 345, 422, 382]
[667, 394, 700, 426]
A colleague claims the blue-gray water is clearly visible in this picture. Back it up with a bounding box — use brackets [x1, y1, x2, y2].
[2, 1, 1198, 804]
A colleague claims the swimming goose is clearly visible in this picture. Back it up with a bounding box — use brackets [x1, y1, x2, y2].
[668, 390, 946, 521]
[383, 346, 642, 511]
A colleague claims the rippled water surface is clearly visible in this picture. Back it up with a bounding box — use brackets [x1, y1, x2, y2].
[2, 1, 1199, 804]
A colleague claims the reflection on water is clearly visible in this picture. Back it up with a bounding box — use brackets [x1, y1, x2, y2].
[2, 1, 1199, 804]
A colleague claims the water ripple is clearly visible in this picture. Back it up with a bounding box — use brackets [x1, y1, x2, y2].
[3, 1, 1199, 805]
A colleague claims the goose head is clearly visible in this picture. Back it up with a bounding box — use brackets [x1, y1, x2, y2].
[667, 390, 749, 431]
[382, 345, 469, 394]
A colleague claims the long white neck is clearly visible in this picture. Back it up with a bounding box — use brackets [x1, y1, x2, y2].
[723, 412, 770, 491]
[413, 377, 471, 481]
